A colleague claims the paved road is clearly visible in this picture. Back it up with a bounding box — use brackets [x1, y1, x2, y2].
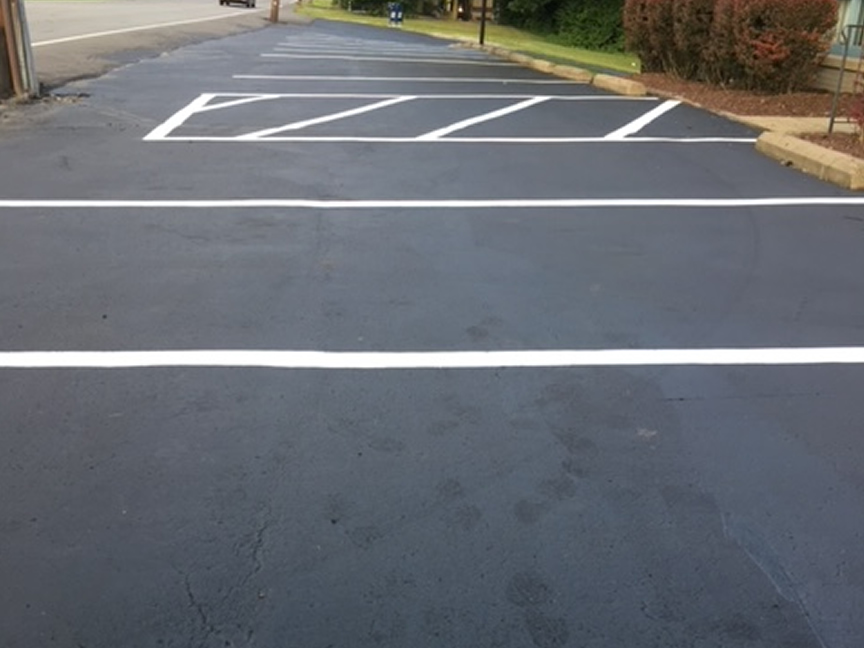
[23, 0, 280, 88]
[2, 20, 864, 648]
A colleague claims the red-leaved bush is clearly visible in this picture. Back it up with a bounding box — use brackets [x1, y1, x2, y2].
[624, 0, 838, 91]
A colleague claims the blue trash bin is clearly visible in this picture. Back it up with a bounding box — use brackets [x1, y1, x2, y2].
[388, 2, 403, 26]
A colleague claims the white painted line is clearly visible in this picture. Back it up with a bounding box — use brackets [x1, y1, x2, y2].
[236, 96, 415, 139]
[149, 135, 756, 143]
[3, 348, 864, 369]
[418, 97, 550, 140]
[261, 53, 517, 66]
[32, 10, 255, 47]
[2, 197, 862, 210]
[604, 100, 681, 140]
[233, 75, 582, 85]
[272, 45, 470, 56]
[147, 92, 655, 101]
[144, 94, 280, 141]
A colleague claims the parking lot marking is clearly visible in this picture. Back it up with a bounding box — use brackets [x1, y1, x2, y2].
[261, 53, 518, 66]
[2, 197, 862, 209]
[236, 96, 416, 139]
[3, 348, 864, 370]
[143, 93, 280, 141]
[147, 135, 755, 143]
[233, 75, 584, 84]
[605, 100, 681, 140]
[417, 97, 550, 140]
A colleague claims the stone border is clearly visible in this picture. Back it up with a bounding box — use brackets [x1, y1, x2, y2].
[756, 132, 864, 190]
[459, 41, 862, 191]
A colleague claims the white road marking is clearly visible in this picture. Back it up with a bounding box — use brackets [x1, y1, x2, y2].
[418, 97, 550, 140]
[32, 10, 255, 47]
[147, 135, 756, 143]
[1, 197, 862, 209]
[162, 92, 655, 101]
[604, 100, 682, 140]
[3, 348, 864, 369]
[272, 45, 475, 56]
[233, 75, 583, 84]
[260, 53, 517, 66]
[236, 96, 416, 139]
[143, 93, 279, 140]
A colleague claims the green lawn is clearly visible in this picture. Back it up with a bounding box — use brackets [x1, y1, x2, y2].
[295, 2, 640, 74]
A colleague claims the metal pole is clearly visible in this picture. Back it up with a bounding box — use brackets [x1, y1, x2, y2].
[478, 0, 487, 45]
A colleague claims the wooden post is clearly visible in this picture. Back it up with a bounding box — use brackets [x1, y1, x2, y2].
[0, 0, 24, 97]
[269, 0, 280, 22]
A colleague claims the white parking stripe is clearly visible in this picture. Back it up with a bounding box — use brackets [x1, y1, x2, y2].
[261, 53, 517, 66]
[605, 100, 682, 140]
[417, 97, 550, 140]
[233, 75, 583, 84]
[236, 96, 415, 139]
[148, 135, 755, 143]
[3, 348, 864, 369]
[32, 10, 255, 47]
[2, 197, 862, 209]
[143, 93, 279, 140]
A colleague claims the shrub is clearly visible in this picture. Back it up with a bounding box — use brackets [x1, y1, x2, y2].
[710, 0, 837, 91]
[670, 0, 715, 78]
[623, 0, 674, 73]
[626, 0, 837, 91]
[554, 0, 625, 52]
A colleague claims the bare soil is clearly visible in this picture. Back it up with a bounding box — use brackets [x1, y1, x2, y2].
[634, 72, 864, 160]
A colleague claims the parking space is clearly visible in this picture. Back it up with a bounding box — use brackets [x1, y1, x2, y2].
[2, 19, 864, 648]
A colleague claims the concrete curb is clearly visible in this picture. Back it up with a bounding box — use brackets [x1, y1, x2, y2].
[756, 132, 864, 190]
[460, 41, 861, 190]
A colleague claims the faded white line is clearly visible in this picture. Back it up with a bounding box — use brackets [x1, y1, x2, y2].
[237, 96, 415, 139]
[148, 135, 756, 143]
[2, 348, 864, 369]
[418, 97, 550, 140]
[605, 100, 681, 140]
[233, 75, 582, 84]
[1, 197, 862, 209]
[260, 53, 517, 66]
[32, 10, 255, 47]
[144, 94, 279, 141]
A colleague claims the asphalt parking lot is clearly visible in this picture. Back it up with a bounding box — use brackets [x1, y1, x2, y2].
[2, 20, 864, 648]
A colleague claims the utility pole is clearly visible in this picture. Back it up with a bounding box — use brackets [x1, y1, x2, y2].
[269, 0, 280, 23]
[0, 0, 37, 98]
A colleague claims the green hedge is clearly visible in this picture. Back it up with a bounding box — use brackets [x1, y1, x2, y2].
[624, 0, 838, 91]
[500, 0, 625, 52]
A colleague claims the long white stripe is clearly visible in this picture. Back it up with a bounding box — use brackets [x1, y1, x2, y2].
[418, 97, 550, 140]
[149, 135, 755, 143]
[2, 348, 864, 369]
[1, 197, 862, 209]
[32, 10, 255, 47]
[236, 96, 415, 139]
[233, 75, 581, 84]
[260, 53, 516, 66]
[605, 100, 681, 140]
[147, 93, 655, 101]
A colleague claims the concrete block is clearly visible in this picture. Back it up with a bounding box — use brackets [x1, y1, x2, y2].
[756, 132, 864, 191]
[593, 74, 646, 96]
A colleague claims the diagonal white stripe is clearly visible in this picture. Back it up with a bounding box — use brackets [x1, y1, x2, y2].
[417, 97, 550, 140]
[236, 96, 416, 139]
[605, 100, 682, 140]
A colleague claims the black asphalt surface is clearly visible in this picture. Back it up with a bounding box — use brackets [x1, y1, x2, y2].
[2, 20, 864, 648]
